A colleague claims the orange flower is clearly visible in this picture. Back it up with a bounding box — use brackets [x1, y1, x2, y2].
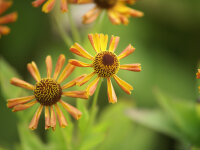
[197, 69, 200, 79]
[69, 33, 141, 103]
[78, 0, 143, 25]
[7, 54, 88, 130]
[0, 0, 17, 37]
[32, 0, 78, 13]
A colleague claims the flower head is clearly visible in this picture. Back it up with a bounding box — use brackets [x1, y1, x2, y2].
[69, 33, 141, 103]
[78, 0, 143, 25]
[0, 0, 17, 37]
[32, 0, 78, 13]
[7, 54, 88, 130]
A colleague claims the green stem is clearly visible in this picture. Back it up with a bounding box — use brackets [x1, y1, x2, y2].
[68, 6, 81, 43]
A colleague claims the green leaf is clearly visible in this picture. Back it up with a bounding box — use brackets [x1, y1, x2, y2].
[18, 122, 47, 150]
[126, 109, 184, 140]
[0, 56, 22, 99]
[154, 89, 200, 147]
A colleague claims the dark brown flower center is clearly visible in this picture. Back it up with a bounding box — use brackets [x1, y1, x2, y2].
[34, 78, 62, 106]
[94, 0, 117, 9]
[93, 51, 120, 78]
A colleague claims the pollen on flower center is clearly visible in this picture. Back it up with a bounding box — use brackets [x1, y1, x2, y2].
[34, 78, 62, 106]
[94, 0, 117, 9]
[93, 51, 120, 78]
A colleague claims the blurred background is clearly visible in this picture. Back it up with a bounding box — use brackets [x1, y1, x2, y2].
[0, 0, 200, 150]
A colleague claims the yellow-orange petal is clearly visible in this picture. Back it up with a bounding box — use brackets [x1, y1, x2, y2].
[12, 100, 38, 112]
[29, 105, 43, 130]
[118, 44, 135, 60]
[108, 11, 121, 25]
[59, 100, 82, 120]
[70, 43, 94, 60]
[57, 63, 75, 84]
[86, 77, 100, 96]
[77, 0, 93, 3]
[0, 1, 12, 15]
[10, 77, 34, 90]
[62, 91, 88, 99]
[46, 55, 52, 78]
[88, 33, 100, 53]
[107, 78, 117, 103]
[54, 104, 68, 128]
[42, 0, 56, 13]
[129, 9, 144, 17]
[197, 69, 200, 79]
[108, 35, 120, 52]
[32, 0, 46, 7]
[113, 75, 133, 95]
[27, 61, 41, 82]
[53, 54, 66, 80]
[60, 0, 68, 12]
[77, 72, 96, 86]
[0, 25, 10, 35]
[45, 106, 50, 130]
[120, 64, 141, 72]
[69, 59, 92, 67]
[0, 12, 17, 24]
[83, 7, 101, 24]
[100, 33, 108, 51]
[50, 105, 56, 131]
[61, 74, 87, 89]
[7, 95, 35, 108]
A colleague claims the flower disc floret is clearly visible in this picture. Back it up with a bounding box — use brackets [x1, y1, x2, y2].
[34, 78, 62, 106]
[93, 51, 120, 77]
[94, 0, 117, 9]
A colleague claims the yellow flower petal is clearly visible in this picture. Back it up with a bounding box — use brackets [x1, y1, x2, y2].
[83, 7, 101, 24]
[32, 0, 46, 7]
[42, 0, 56, 13]
[59, 100, 82, 120]
[70, 43, 94, 60]
[88, 33, 101, 53]
[50, 105, 56, 131]
[120, 64, 141, 72]
[109, 35, 120, 52]
[0, 12, 18, 24]
[69, 59, 92, 67]
[0, 25, 10, 35]
[7, 95, 35, 108]
[62, 74, 87, 89]
[0, 1, 12, 15]
[113, 75, 133, 95]
[45, 106, 51, 130]
[46, 55, 52, 78]
[57, 63, 75, 84]
[118, 44, 135, 60]
[100, 33, 108, 51]
[54, 104, 68, 128]
[62, 91, 88, 99]
[107, 78, 117, 103]
[77, 72, 96, 86]
[60, 0, 68, 12]
[53, 54, 66, 80]
[29, 105, 43, 130]
[86, 77, 100, 96]
[10, 77, 35, 90]
[27, 61, 41, 82]
[197, 69, 200, 79]
[12, 100, 38, 112]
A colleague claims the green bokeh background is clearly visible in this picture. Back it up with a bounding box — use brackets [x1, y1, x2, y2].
[0, 0, 200, 149]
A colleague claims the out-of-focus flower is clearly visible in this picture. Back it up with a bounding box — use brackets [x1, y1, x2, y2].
[32, 0, 78, 13]
[69, 33, 141, 103]
[7, 54, 88, 130]
[0, 0, 17, 37]
[78, 0, 143, 25]
[197, 69, 200, 91]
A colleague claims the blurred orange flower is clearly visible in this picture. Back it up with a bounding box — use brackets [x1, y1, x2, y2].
[0, 0, 17, 37]
[69, 33, 141, 103]
[32, 0, 78, 13]
[7, 54, 88, 130]
[78, 0, 143, 25]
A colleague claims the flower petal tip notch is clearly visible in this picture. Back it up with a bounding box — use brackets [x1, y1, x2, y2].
[69, 33, 141, 103]
[7, 55, 88, 130]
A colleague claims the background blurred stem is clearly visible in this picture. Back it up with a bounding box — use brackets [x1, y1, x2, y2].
[68, 6, 81, 43]
[52, 14, 73, 47]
